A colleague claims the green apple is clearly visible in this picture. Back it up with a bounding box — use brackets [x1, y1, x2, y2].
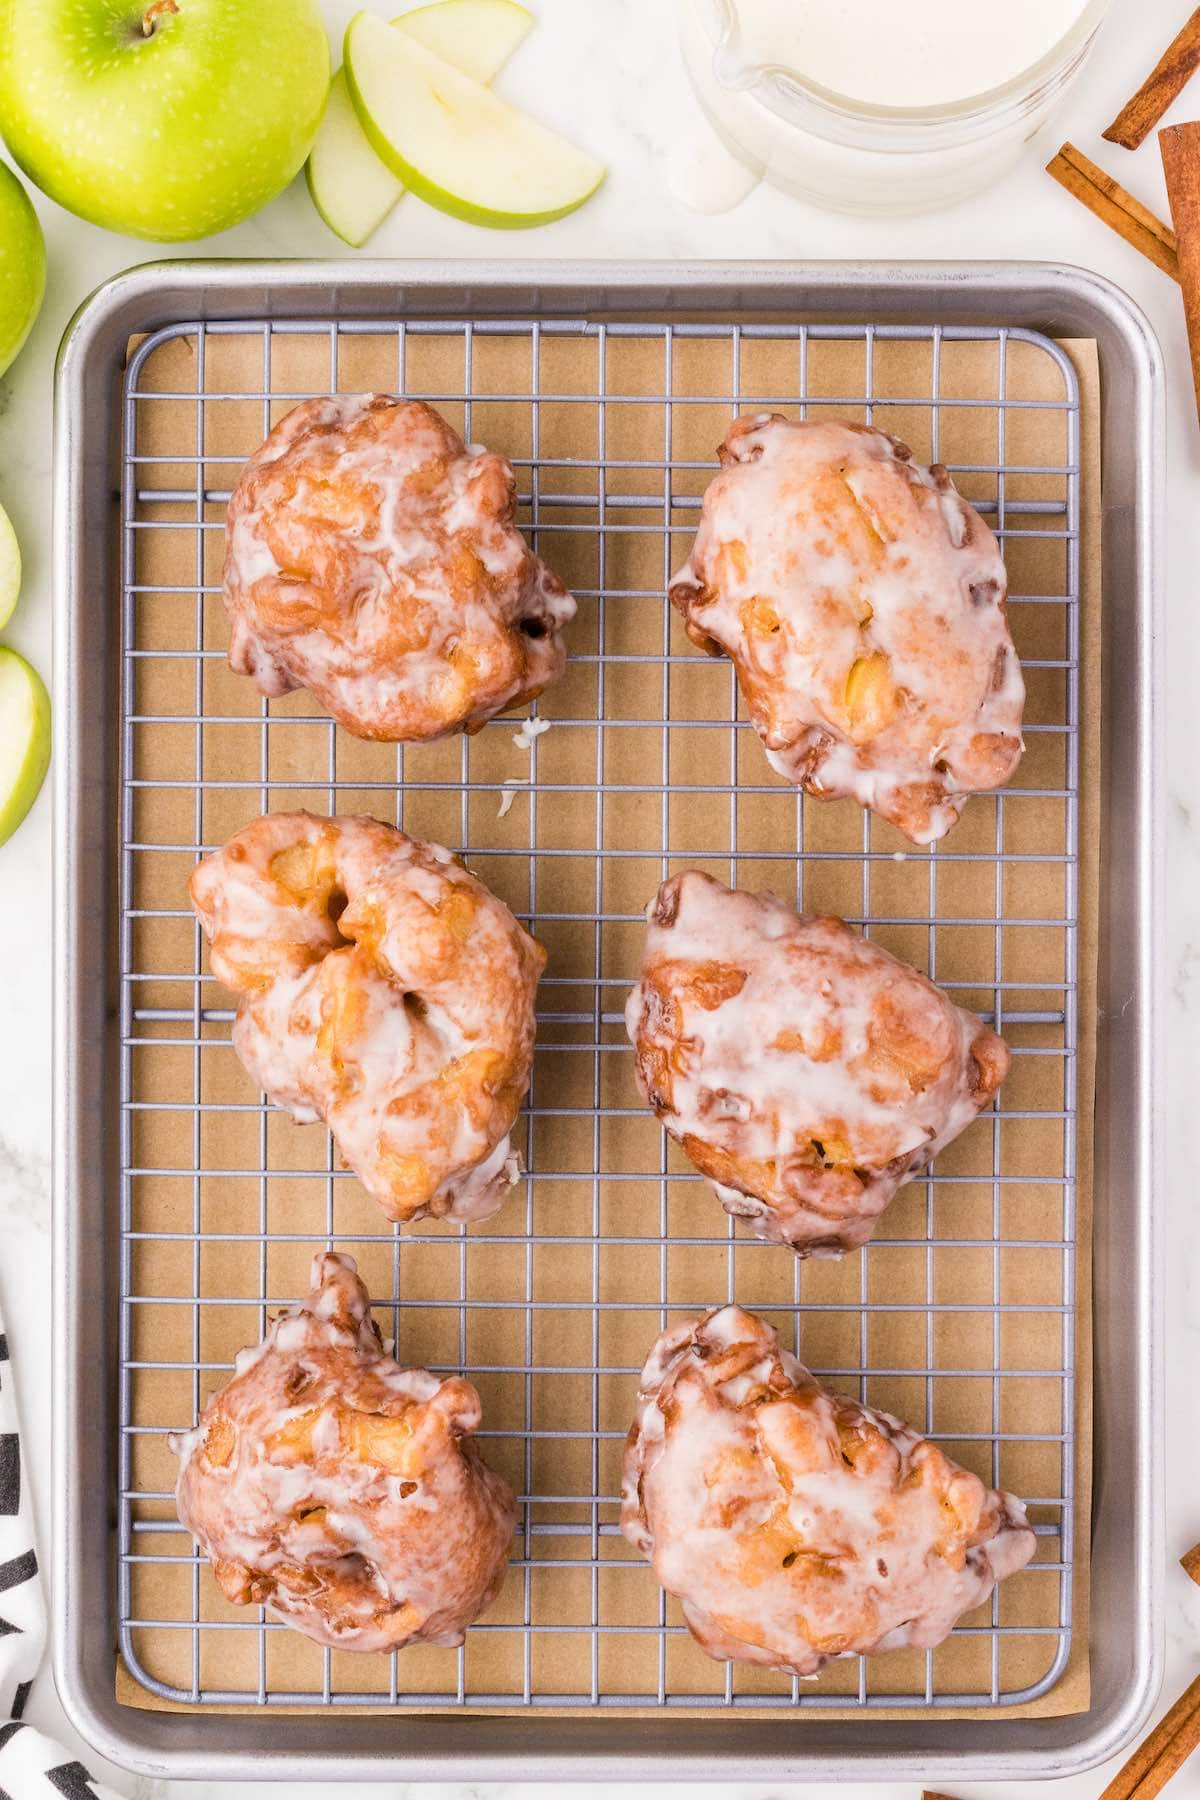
[308, 0, 533, 248]
[0, 648, 50, 848]
[344, 12, 606, 229]
[0, 502, 21, 632]
[0, 0, 329, 242]
[0, 162, 45, 378]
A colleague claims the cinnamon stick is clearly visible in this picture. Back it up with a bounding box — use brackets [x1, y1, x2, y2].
[1160, 123, 1200, 421]
[1182, 1540, 1200, 1584]
[1046, 143, 1180, 281]
[1104, 9, 1200, 151]
[1098, 1671, 1200, 1800]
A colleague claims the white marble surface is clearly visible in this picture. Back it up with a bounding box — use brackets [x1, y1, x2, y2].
[1, 0, 1198, 1792]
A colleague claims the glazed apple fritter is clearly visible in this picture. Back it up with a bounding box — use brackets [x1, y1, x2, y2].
[190, 811, 544, 1225]
[670, 413, 1025, 844]
[626, 870, 1009, 1254]
[172, 1252, 515, 1652]
[223, 393, 575, 740]
[622, 1305, 1036, 1676]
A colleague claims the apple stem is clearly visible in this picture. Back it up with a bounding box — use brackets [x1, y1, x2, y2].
[142, 0, 179, 34]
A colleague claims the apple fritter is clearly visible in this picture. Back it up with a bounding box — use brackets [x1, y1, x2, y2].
[222, 393, 575, 740]
[172, 1252, 515, 1653]
[626, 870, 1008, 1254]
[191, 810, 544, 1225]
[670, 413, 1024, 844]
[622, 1306, 1035, 1676]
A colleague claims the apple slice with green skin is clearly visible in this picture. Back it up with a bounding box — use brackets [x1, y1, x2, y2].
[400, 0, 533, 82]
[0, 161, 45, 379]
[307, 72, 401, 249]
[0, 503, 21, 633]
[0, 648, 51, 848]
[344, 12, 606, 229]
[308, 0, 532, 248]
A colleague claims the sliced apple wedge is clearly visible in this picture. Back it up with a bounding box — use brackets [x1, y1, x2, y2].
[344, 12, 606, 229]
[0, 648, 50, 848]
[0, 502, 20, 632]
[400, 0, 533, 81]
[308, 0, 534, 248]
[307, 71, 404, 248]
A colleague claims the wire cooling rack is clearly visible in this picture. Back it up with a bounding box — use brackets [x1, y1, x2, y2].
[116, 314, 1080, 1713]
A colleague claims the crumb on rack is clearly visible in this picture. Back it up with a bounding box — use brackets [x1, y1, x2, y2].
[512, 717, 552, 752]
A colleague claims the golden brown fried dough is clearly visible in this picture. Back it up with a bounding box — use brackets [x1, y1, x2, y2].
[622, 1306, 1035, 1675]
[223, 394, 575, 740]
[626, 870, 1008, 1253]
[670, 414, 1024, 844]
[191, 811, 544, 1224]
[172, 1252, 515, 1652]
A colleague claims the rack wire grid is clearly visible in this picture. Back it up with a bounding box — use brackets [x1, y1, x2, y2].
[117, 312, 1081, 1714]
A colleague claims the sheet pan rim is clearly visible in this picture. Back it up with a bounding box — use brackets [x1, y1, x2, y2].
[50, 255, 1163, 1781]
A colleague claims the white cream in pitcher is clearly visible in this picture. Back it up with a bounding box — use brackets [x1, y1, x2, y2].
[721, 0, 1092, 109]
[675, 0, 1108, 212]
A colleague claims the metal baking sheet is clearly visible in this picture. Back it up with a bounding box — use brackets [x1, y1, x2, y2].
[52, 260, 1162, 1782]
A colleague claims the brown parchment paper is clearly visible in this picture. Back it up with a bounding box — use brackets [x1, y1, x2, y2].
[114, 317, 1100, 1723]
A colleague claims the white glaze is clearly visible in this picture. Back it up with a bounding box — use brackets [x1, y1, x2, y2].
[626, 870, 1008, 1252]
[675, 0, 1107, 216]
[720, 0, 1091, 109]
[190, 812, 544, 1225]
[671, 414, 1025, 844]
[223, 394, 576, 742]
[172, 1253, 515, 1653]
[622, 1306, 1036, 1674]
[511, 716, 552, 751]
[666, 128, 762, 212]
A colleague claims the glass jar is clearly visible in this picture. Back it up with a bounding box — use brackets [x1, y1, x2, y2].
[675, 0, 1111, 215]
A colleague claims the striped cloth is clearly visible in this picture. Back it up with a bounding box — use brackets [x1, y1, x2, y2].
[0, 1313, 119, 1800]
